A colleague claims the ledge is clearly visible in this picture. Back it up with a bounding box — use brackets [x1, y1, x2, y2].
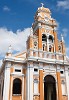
[33, 93, 40, 96]
[13, 94, 22, 96]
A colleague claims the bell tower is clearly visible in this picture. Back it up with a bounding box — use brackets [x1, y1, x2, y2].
[27, 3, 65, 55]
[32, 3, 58, 52]
[27, 4, 59, 54]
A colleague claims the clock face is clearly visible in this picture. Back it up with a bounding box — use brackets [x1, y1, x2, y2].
[34, 41, 37, 46]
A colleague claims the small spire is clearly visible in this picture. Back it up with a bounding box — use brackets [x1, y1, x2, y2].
[41, 3, 44, 7]
[6, 45, 12, 56]
[61, 34, 64, 42]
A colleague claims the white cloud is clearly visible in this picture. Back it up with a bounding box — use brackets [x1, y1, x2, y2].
[3, 6, 10, 12]
[57, 0, 69, 9]
[66, 47, 69, 57]
[62, 28, 68, 37]
[0, 27, 31, 57]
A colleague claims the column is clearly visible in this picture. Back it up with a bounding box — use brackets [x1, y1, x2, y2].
[65, 67, 69, 100]
[56, 72, 62, 100]
[39, 69, 43, 100]
[3, 62, 11, 100]
[54, 44, 55, 52]
[26, 62, 33, 100]
[47, 35, 49, 52]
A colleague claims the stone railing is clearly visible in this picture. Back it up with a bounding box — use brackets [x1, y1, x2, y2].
[27, 49, 66, 61]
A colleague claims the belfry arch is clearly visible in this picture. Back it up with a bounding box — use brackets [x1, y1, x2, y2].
[44, 75, 56, 100]
[42, 34, 47, 42]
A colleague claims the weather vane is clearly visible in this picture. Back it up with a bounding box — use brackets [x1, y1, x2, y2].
[41, 3, 44, 7]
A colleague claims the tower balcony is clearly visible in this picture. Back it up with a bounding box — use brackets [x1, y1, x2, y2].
[27, 49, 68, 65]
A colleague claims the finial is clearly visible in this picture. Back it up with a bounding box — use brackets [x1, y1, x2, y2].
[8, 45, 12, 54]
[41, 3, 44, 7]
[6, 45, 12, 56]
[61, 34, 64, 42]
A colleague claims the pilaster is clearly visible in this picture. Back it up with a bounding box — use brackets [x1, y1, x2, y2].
[47, 35, 49, 52]
[65, 66, 69, 100]
[56, 69, 62, 100]
[54, 31, 58, 52]
[26, 62, 33, 100]
[39, 63, 43, 100]
[3, 62, 11, 100]
[37, 26, 42, 50]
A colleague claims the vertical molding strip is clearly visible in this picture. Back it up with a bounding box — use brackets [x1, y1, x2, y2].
[39, 70, 43, 100]
[57, 72, 62, 100]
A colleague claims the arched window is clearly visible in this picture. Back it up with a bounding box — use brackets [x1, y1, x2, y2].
[13, 78, 22, 94]
[49, 35, 53, 43]
[42, 34, 47, 42]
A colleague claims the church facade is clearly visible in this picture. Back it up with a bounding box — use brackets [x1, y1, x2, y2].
[0, 4, 69, 100]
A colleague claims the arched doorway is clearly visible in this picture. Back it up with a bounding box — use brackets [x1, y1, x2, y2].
[44, 75, 56, 100]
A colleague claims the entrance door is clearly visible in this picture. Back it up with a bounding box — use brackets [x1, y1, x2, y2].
[44, 75, 56, 100]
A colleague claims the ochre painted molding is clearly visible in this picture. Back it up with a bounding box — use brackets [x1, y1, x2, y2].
[39, 70, 43, 100]
[54, 31, 59, 52]
[37, 29, 42, 49]
[57, 72, 62, 100]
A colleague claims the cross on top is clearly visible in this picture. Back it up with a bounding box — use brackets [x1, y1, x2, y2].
[41, 3, 44, 7]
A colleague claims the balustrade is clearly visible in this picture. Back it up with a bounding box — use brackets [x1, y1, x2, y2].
[27, 49, 65, 61]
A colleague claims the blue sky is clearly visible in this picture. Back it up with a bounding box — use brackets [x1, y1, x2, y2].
[0, 0, 69, 32]
[0, 0, 69, 59]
